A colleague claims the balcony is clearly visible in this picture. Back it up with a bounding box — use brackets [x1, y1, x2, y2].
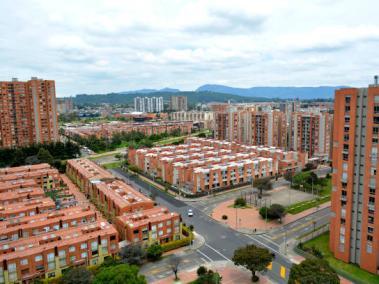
[368, 203, 375, 212]
[341, 195, 347, 202]
[341, 208, 346, 218]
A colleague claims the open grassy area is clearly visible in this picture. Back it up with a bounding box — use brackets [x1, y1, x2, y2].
[303, 233, 379, 284]
[286, 176, 331, 214]
[286, 195, 330, 214]
[102, 161, 122, 169]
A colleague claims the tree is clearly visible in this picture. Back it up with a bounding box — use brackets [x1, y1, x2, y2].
[304, 162, 317, 172]
[197, 266, 208, 276]
[234, 197, 247, 207]
[232, 244, 274, 282]
[193, 267, 222, 284]
[37, 148, 54, 165]
[283, 171, 294, 187]
[254, 177, 273, 197]
[259, 204, 286, 222]
[288, 259, 339, 284]
[146, 243, 163, 261]
[169, 255, 182, 281]
[93, 264, 146, 284]
[60, 267, 93, 284]
[268, 204, 286, 222]
[119, 244, 146, 265]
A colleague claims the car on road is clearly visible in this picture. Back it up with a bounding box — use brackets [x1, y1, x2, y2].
[188, 209, 193, 217]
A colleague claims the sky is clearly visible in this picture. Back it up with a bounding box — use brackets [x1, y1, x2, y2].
[1, 0, 379, 97]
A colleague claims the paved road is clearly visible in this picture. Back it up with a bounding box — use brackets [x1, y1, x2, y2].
[268, 206, 331, 245]
[112, 168, 292, 283]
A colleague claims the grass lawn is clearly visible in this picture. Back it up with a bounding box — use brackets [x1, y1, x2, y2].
[102, 161, 122, 169]
[286, 195, 330, 214]
[303, 233, 379, 284]
[286, 176, 332, 214]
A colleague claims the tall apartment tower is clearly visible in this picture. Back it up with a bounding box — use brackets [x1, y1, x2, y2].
[134, 97, 163, 113]
[0, 77, 58, 148]
[330, 79, 379, 273]
[170, 96, 188, 111]
[289, 111, 332, 159]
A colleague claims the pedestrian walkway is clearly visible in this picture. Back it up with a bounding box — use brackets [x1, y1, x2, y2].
[151, 261, 271, 284]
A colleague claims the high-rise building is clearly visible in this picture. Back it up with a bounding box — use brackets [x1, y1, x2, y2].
[170, 96, 188, 111]
[289, 111, 332, 159]
[330, 78, 379, 273]
[134, 96, 163, 113]
[56, 97, 74, 114]
[211, 104, 287, 148]
[0, 77, 58, 148]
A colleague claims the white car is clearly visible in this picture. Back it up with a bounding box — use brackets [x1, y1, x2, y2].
[187, 209, 194, 217]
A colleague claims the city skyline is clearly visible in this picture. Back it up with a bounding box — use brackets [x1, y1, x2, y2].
[1, 0, 379, 96]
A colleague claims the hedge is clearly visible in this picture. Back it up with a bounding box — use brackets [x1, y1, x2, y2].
[161, 226, 194, 252]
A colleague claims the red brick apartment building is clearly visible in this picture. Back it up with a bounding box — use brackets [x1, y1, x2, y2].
[0, 220, 118, 282]
[0, 77, 58, 148]
[64, 120, 193, 139]
[115, 206, 181, 245]
[0, 164, 60, 191]
[66, 158, 182, 244]
[211, 104, 287, 149]
[0, 162, 118, 283]
[289, 111, 332, 160]
[128, 138, 307, 194]
[330, 80, 379, 274]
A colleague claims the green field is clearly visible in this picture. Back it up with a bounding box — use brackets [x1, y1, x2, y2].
[286, 177, 331, 214]
[303, 233, 379, 284]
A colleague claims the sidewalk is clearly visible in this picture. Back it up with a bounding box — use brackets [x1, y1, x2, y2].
[151, 261, 271, 284]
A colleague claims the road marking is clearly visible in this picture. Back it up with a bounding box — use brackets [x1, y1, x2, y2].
[267, 262, 272, 270]
[255, 234, 280, 249]
[280, 266, 286, 278]
[197, 249, 213, 262]
[204, 243, 232, 262]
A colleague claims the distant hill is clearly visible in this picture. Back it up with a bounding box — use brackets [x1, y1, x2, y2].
[73, 91, 270, 106]
[196, 84, 345, 99]
[117, 87, 180, 94]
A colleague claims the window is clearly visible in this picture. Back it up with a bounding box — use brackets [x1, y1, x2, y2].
[59, 250, 66, 257]
[151, 225, 157, 231]
[344, 134, 349, 142]
[343, 153, 349, 161]
[69, 246, 76, 252]
[101, 239, 108, 246]
[80, 243, 87, 249]
[158, 222, 163, 228]
[70, 256, 76, 263]
[369, 216, 375, 224]
[370, 188, 376, 195]
[35, 255, 43, 262]
[167, 220, 171, 226]
[344, 126, 350, 132]
[91, 241, 98, 251]
[20, 259, 28, 265]
[345, 96, 351, 104]
[81, 252, 88, 258]
[167, 228, 172, 233]
[367, 235, 373, 242]
[159, 230, 163, 236]
[344, 116, 350, 123]
[47, 253, 54, 262]
[368, 227, 374, 234]
[8, 263, 16, 273]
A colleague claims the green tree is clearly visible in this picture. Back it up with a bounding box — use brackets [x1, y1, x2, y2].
[254, 177, 273, 196]
[93, 264, 146, 284]
[268, 204, 286, 222]
[193, 268, 222, 284]
[119, 244, 146, 265]
[37, 148, 54, 165]
[60, 267, 93, 284]
[146, 243, 163, 261]
[288, 259, 339, 284]
[232, 244, 273, 282]
[234, 197, 247, 207]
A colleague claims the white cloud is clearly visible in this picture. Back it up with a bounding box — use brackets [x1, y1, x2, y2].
[0, 0, 378, 96]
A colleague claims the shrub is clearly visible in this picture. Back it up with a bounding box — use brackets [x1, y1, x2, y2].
[222, 215, 228, 220]
[197, 266, 208, 276]
[234, 197, 246, 207]
[161, 238, 191, 252]
[146, 244, 163, 261]
[189, 224, 194, 231]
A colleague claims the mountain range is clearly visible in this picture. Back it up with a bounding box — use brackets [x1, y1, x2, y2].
[72, 84, 341, 105]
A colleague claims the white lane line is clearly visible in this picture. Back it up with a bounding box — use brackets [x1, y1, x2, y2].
[204, 243, 232, 262]
[247, 235, 286, 259]
[197, 249, 213, 262]
[255, 235, 280, 249]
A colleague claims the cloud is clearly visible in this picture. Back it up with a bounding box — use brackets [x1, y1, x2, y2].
[0, 0, 378, 95]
